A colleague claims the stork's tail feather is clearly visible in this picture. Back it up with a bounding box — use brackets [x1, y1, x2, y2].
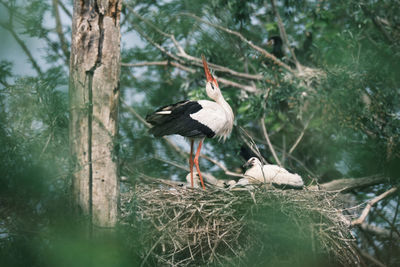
[146, 112, 171, 126]
[146, 100, 190, 125]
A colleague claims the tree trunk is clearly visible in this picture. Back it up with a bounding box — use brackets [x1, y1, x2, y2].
[69, 0, 122, 228]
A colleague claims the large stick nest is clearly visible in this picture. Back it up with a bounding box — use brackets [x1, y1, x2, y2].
[120, 181, 360, 266]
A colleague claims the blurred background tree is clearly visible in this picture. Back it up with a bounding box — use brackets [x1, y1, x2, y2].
[0, 0, 399, 266]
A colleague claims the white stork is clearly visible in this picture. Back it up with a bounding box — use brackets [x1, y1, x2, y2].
[146, 55, 234, 190]
[243, 157, 304, 188]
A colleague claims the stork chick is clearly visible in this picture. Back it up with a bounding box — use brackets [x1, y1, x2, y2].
[244, 157, 304, 188]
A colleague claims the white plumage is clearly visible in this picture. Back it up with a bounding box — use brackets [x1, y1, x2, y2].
[190, 99, 233, 141]
[244, 157, 304, 188]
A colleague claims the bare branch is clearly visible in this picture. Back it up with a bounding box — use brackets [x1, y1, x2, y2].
[121, 61, 257, 92]
[122, 60, 196, 73]
[122, 60, 169, 67]
[239, 127, 267, 164]
[180, 12, 294, 73]
[153, 155, 219, 186]
[260, 116, 282, 166]
[0, 2, 43, 75]
[359, 249, 387, 267]
[390, 196, 400, 244]
[52, 0, 69, 60]
[360, 223, 400, 240]
[374, 209, 400, 239]
[351, 187, 397, 226]
[132, 25, 183, 63]
[217, 77, 257, 93]
[288, 113, 314, 154]
[308, 175, 386, 192]
[0, 22, 43, 76]
[58, 0, 72, 18]
[200, 154, 244, 178]
[127, 6, 262, 82]
[121, 60, 196, 73]
[270, 0, 301, 70]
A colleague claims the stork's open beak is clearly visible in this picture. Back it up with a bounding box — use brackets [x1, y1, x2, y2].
[201, 54, 214, 83]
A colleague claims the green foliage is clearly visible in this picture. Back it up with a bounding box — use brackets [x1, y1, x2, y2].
[118, 0, 400, 186]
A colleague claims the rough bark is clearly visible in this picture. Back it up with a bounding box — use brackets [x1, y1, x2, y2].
[69, 0, 122, 227]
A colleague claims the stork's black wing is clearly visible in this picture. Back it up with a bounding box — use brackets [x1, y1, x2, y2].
[145, 100, 215, 138]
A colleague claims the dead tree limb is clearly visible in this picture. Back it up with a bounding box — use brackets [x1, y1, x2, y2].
[351, 187, 397, 226]
[309, 175, 386, 192]
[180, 12, 294, 73]
[52, 0, 69, 60]
[288, 113, 314, 155]
[121, 61, 257, 92]
[127, 6, 262, 82]
[260, 116, 282, 166]
[58, 0, 72, 18]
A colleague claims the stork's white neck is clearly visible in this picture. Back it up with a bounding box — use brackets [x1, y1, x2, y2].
[215, 95, 234, 140]
[216, 96, 233, 117]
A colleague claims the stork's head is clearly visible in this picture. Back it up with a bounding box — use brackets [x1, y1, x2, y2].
[202, 55, 222, 100]
[243, 157, 262, 168]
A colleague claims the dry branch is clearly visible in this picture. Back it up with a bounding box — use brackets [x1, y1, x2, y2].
[180, 12, 294, 73]
[0, 16, 43, 76]
[360, 223, 400, 240]
[351, 187, 397, 226]
[121, 61, 257, 92]
[127, 6, 262, 83]
[122, 61, 195, 73]
[58, 0, 72, 18]
[52, 0, 69, 60]
[260, 116, 282, 166]
[359, 250, 386, 267]
[288, 112, 314, 155]
[200, 154, 244, 178]
[309, 175, 386, 192]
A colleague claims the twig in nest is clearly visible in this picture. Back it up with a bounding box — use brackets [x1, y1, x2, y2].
[239, 127, 266, 164]
[120, 183, 360, 266]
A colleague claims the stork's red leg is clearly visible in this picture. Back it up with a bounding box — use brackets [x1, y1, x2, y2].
[194, 139, 206, 190]
[189, 139, 194, 188]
